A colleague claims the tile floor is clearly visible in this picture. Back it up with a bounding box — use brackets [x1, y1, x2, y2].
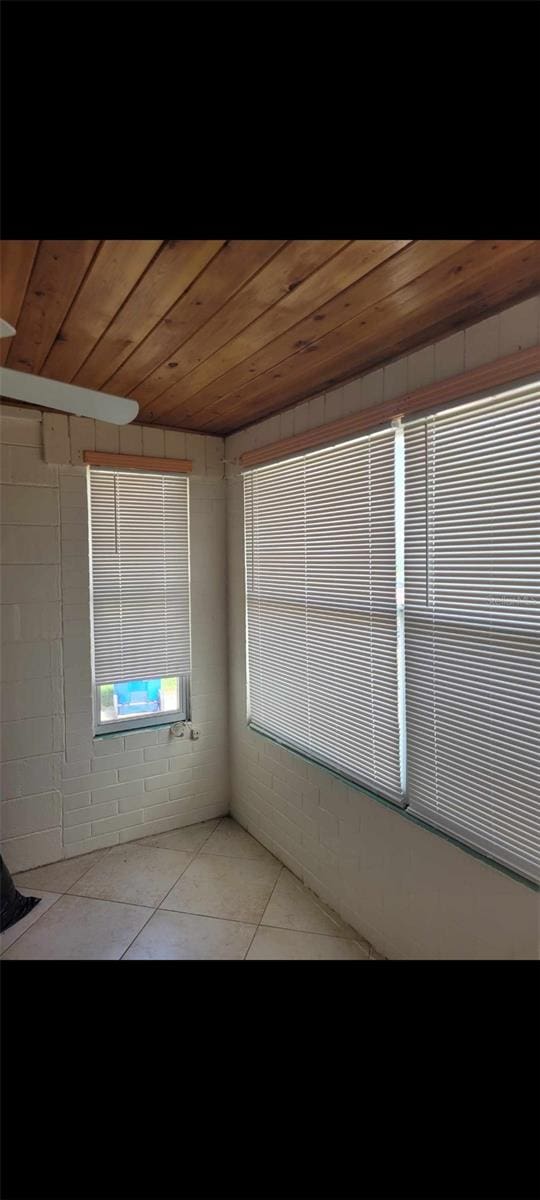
[2, 818, 379, 960]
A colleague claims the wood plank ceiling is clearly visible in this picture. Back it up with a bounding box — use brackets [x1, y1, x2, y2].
[1, 239, 539, 435]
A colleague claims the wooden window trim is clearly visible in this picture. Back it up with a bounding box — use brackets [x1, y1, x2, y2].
[239, 346, 540, 469]
[83, 450, 192, 474]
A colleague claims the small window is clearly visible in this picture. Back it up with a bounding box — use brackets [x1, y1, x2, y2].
[97, 676, 187, 729]
[89, 467, 191, 735]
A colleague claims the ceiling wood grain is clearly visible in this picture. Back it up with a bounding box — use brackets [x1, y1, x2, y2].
[1, 239, 538, 434]
[41, 240, 163, 381]
[194, 240, 540, 430]
[103, 240, 285, 397]
[5, 240, 100, 375]
[147, 239, 468, 426]
[137, 239, 413, 423]
[72, 240, 225, 389]
[0, 240, 39, 365]
[127, 240, 349, 408]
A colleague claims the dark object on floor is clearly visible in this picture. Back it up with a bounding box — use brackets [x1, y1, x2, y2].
[0, 854, 41, 933]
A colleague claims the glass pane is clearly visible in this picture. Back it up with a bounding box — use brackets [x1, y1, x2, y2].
[98, 677, 180, 724]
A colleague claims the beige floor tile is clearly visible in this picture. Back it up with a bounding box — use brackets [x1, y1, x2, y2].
[2, 894, 150, 960]
[136, 819, 220, 855]
[1, 889, 62, 954]
[162, 852, 281, 923]
[246, 926, 371, 960]
[13, 848, 108, 894]
[203, 817, 278, 863]
[69, 843, 193, 908]
[261, 868, 361, 939]
[123, 910, 256, 960]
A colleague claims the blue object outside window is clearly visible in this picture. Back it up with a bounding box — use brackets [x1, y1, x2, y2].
[115, 679, 161, 715]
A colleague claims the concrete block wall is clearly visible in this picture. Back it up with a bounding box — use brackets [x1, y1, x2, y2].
[225, 295, 540, 959]
[1, 413, 228, 873]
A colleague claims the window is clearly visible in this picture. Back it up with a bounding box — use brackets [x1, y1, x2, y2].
[89, 468, 191, 734]
[244, 429, 404, 803]
[243, 381, 540, 883]
[404, 382, 540, 881]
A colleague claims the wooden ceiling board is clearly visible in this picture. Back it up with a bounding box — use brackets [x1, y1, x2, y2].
[137, 239, 412, 423]
[40, 239, 163, 382]
[349, 278, 540, 392]
[5, 240, 100, 375]
[1, 239, 538, 437]
[148, 239, 472, 426]
[199, 236, 540, 429]
[199, 241, 540, 432]
[102, 240, 286, 397]
[128, 240, 350, 408]
[0, 240, 39, 365]
[71, 239, 225, 389]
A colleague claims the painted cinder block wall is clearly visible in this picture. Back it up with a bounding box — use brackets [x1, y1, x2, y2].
[224, 295, 540, 959]
[0, 413, 228, 873]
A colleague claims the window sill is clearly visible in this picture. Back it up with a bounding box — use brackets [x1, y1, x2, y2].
[93, 716, 185, 739]
[248, 723, 540, 894]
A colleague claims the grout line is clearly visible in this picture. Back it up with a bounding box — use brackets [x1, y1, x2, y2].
[259, 921, 371, 945]
[104, 820, 231, 943]
[288, 876, 373, 948]
[149, 857, 199, 907]
[6, 819, 377, 957]
[242, 865, 285, 960]
[28, 819, 224, 911]
[65, 891, 161, 909]
[65, 847, 117, 888]
[12, 847, 116, 898]
[0, 892, 64, 957]
[67, 853, 198, 908]
[157, 905, 260, 927]
[59, 822, 224, 905]
[152, 820, 282, 939]
[132, 823, 222, 855]
[229, 818, 376, 953]
[195, 850, 280, 862]
[118, 905, 159, 960]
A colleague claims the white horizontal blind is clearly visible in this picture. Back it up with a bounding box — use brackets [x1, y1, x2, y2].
[244, 431, 402, 801]
[404, 384, 540, 881]
[89, 469, 191, 685]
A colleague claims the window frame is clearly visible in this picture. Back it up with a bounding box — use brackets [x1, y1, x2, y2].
[87, 463, 192, 738]
[92, 672, 191, 737]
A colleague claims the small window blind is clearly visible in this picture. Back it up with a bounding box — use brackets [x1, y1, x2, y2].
[89, 468, 191, 686]
[244, 430, 403, 802]
[404, 383, 540, 881]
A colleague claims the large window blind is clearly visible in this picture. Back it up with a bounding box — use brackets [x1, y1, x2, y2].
[404, 384, 540, 880]
[89, 469, 191, 725]
[244, 430, 403, 802]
